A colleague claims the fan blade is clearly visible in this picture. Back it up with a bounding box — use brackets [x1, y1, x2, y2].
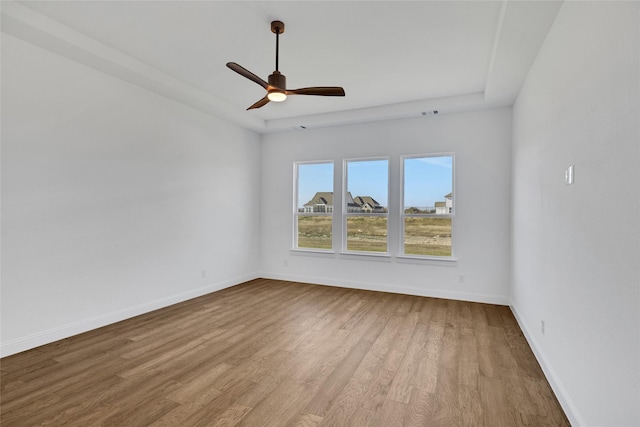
[227, 62, 268, 89]
[287, 87, 345, 96]
[247, 96, 270, 110]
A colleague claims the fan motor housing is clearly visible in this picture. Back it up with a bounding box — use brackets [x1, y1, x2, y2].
[269, 71, 286, 89]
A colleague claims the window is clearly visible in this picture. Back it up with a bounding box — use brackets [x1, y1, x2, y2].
[402, 155, 454, 257]
[343, 158, 389, 253]
[294, 162, 334, 251]
[294, 154, 455, 260]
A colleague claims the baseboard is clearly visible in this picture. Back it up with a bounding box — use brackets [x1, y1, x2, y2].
[0, 271, 507, 358]
[260, 271, 510, 306]
[0, 272, 260, 358]
[510, 304, 585, 427]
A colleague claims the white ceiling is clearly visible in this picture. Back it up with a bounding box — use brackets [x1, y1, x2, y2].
[1, 1, 563, 133]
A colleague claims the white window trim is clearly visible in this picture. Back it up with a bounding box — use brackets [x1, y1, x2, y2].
[341, 157, 390, 255]
[400, 153, 456, 260]
[293, 160, 335, 252]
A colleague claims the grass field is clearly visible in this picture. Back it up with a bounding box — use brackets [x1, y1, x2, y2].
[403, 217, 452, 256]
[297, 216, 451, 256]
[297, 216, 332, 249]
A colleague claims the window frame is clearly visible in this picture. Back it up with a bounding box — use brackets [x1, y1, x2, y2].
[342, 157, 390, 255]
[400, 153, 455, 260]
[293, 160, 335, 253]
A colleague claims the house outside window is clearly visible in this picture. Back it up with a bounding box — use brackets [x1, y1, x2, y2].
[402, 154, 454, 257]
[294, 154, 454, 259]
[343, 158, 389, 253]
[294, 162, 334, 251]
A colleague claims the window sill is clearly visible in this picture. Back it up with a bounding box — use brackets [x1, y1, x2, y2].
[396, 254, 458, 264]
[289, 249, 458, 264]
[338, 251, 393, 262]
[290, 248, 336, 257]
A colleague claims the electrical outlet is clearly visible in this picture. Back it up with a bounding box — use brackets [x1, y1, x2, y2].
[283, 260, 288, 267]
[541, 320, 545, 335]
[201, 270, 207, 279]
[458, 274, 465, 283]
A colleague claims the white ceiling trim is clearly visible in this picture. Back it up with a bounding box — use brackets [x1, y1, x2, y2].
[484, 0, 563, 105]
[1, 0, 562, 134]
[485, 0, 509, 100]
[1, 1, 266, 132]
[265, 92, 493, 132]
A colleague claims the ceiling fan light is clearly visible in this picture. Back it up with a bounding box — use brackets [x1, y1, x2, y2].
[267, 90, 287, 102]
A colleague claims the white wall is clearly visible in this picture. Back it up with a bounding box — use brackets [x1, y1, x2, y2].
[1, 34, 261, 356]
[5, 5, 637, 425]
[511, 2, 640, 426]
[260, 108, 512, 304]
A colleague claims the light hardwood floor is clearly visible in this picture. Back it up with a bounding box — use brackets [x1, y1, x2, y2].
[0, 278, 569, 426]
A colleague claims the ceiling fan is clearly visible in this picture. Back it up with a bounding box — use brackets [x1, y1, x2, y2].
[227, 20, 345, 110]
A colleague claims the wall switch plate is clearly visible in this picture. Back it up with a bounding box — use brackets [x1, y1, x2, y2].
[565, 165, 574, 185]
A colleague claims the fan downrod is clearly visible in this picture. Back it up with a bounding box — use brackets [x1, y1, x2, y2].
[271, 20, 285, 34]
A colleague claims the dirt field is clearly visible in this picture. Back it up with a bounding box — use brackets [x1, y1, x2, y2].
[297, 216, 451, 256]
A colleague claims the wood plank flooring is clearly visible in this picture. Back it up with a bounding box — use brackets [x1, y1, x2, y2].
[0, 278, 570, 426]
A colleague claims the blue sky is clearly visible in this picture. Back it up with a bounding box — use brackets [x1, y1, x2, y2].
[404, 156, 453, 207]
[297, 162, 334, 209]
[297, 156, 452, 209]
[346, 160, 389, 206]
